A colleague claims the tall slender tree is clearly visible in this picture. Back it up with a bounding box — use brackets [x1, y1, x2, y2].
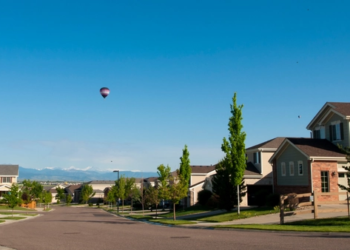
[179, 145, 191, 208]
[157, 164, 171, 209]
[221, 92, 246, 214]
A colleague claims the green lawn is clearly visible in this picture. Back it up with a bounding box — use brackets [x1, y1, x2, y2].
[149, 219, 197, 225]
[0, 212, 37, 216]
[0, 206, 35, 211]
[215, 217, 350, 233]
[1, 216, 27, 220]
[158, 205, 212, 218]
[127, 215, 153, 220]
[196, 207, 277, 222]
[0, 220, 4, 223]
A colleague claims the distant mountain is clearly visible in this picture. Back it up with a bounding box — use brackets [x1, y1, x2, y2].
[18, 167, 157, 182]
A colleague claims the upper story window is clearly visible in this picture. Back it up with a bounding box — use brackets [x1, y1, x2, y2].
[298, 161, 304, 175]
[0, 177, 12, 183]
[289, 161, 294, 176]
[313, 126, 325, 139]
[281, 162, 286, 176]
[329, 121, 344, 141]
[253, 152, 261, 164]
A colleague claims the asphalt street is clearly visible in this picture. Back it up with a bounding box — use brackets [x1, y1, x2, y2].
[0, 206, 349, 250]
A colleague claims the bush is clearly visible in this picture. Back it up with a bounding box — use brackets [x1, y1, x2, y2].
[287, 193, 299, 211]
[197, 190, 213, 206]
[88, 203, 93, 207]
[205, 194, 220, 209]
[265, 193, 280, 207]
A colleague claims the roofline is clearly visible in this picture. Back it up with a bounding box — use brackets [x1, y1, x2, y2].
[318, 109, 346, 126]
[306, 103, 332, 130]
[246, 148, 277, 153]
[310, 157, 347, 161]
[269, 139, 310, 163]
[189, 181, 205, 189]
[191, 170, 216, 175]
[243, 175, 262, 179]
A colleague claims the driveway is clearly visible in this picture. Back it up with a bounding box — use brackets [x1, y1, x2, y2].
[0, 206, 349, 250]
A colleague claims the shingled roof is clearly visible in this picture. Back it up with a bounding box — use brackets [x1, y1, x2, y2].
[270, 138, 346, 162]
[246, 137, 285, 151]
[327, 102, 350, 116]
[0, 165, 19, 176]
[190, 165, 216, 174]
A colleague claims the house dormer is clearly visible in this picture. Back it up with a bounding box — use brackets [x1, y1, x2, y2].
[307, 102, 350, 148]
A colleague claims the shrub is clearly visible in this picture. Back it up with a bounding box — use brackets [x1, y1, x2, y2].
[88, 203, 93, 207]
[205, 194, 220, 209]
[287, 193, 299, 211]
[197, 190, 213, 206]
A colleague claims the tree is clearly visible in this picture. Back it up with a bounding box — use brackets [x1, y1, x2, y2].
[146, 185, 161, 216]
[42, 191, 52, 209]
[157, 164, 171, 210]
[221, 92, 246, 214]
[21, 180, 43, 203]
[128, 185, 141, 212]
[66, 194, 72, 206]
[3, 184, 22, 216]
[338, 145, 350, 192]
[55, 187, 65, 204]
[168, 170, 188, 220]
[179, 145, 191, 209]
[212, 159, 246, 211]
[81, 185, 95, 204]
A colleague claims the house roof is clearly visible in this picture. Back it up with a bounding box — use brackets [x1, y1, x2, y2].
[86, 180, 115, 185]
[190, 165, 216, 174]
[0, 165, 19, 176]
[270, 138, 346, 162]
[145, 177, 158, 182]
[246, 137, 285, 151]
[65, 184, 82, 194]
[307, 102, 350, 130]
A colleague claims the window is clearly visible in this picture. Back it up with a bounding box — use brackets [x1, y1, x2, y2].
[289, 161, 294, 176]
[339, 173, 345, 178]
[313, 126, 325, 139]
[253, 152, 261, 164]
[321, 171, 329, 193]
[1, 177, 12, 183]
[298, 161, 303, 175]
[329, 122, 343, 141]
[281, 162, 286, 176]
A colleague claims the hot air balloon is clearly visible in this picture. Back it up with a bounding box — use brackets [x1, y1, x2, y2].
[100, 87, 110, 98]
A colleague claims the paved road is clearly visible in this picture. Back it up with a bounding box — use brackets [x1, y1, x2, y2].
[0, 206, 349, 250]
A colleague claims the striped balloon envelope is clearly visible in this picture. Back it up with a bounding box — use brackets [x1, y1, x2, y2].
[100, 87, 110, 98]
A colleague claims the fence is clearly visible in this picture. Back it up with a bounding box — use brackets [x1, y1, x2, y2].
[279, 191, 349, 224]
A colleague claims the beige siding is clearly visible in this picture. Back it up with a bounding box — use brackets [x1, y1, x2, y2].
[191, 176, 206, 186]
[261, 152, 273, 176]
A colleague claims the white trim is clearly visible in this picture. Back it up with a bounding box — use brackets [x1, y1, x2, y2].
[306, 102, 334, 130]
[289, 161, 294, 176]
[318, 110, 345, 125]
[281, 162, 286, 176]
[269, 139, 310, 163]
[298, 161, 304, 176]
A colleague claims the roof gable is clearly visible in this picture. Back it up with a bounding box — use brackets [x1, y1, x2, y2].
[246, 137, 285, 151]
[307, 102, 350, 130]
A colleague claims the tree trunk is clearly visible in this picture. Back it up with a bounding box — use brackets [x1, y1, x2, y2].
[122, 199, 124, 212]
[156, 204, 158, 216]
[237, 184, 240, 215]
[173, 203, 176, 221]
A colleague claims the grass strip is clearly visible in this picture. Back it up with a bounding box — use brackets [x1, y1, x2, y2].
[0, 206, 35, 211]
[0, 213, 37, 216]
[127, 215, 153, 220]
[149, 219, 197, 225]
[0, 220, 4, 223]
[215, 217, 350, 233]
[197, 207, 277, 222]
[1, 216, 27, 220]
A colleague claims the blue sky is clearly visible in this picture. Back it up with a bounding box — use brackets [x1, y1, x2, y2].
[0, 1, 349, 172]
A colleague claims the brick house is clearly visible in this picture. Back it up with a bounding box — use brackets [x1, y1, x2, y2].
[269, 102, 350, 201]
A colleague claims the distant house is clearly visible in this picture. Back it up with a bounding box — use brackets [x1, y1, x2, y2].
[0, 165, 19, 198]
[75, 181, 114, 203]
[65, 184, 82, 203]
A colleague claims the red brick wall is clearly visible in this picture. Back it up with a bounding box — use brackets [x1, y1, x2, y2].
[312, 161, 339, 201]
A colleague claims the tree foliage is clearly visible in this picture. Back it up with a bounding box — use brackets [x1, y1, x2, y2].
[179, 145, 191, 189]
[21, 180, 43, 202]
[168, 170, 188, 220]
[66, 194, 72, 205]
[212, 159, 247, 211]
[81, 184, 95, 204]
[338, 145, 350, 192]
[157, 164, 171, 201]
[3, 184, 22, 216]
[221, 92, 246, 186]
[146, 185, 161, 215]
[114, 176, 136, 211]
[55, 187, 65, 204]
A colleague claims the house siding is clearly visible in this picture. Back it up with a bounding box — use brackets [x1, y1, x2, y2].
[276, 145, 309, 186]
[324, 113, 350, 148]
